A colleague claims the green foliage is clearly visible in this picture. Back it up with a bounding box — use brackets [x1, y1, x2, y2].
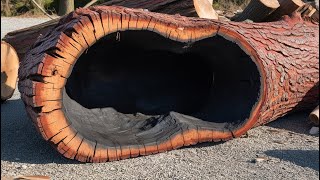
[1, 0, 58, 16]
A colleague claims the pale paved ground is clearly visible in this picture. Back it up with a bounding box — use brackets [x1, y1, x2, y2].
[1, 17, 319, 180]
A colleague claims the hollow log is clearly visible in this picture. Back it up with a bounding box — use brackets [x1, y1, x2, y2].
[18, 6, 319, 162]
[232, 0, 280, 22]
[1, 41, 19, 102]
[309, 106, 319, 125]
[264, 0, 305, 22]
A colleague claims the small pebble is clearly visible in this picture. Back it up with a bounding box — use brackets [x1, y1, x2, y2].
[110, 167, 117, 171]
[309, 126, 319, 135]
[253, 157, 268, 163]
[273, 140, 285, 144]
[216, 10, 224, 15]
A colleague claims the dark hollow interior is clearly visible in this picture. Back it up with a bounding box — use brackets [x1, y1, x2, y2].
[63, 31, 261, 145]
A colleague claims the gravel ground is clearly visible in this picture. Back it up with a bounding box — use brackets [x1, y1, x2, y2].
[1, 17, 319, 180]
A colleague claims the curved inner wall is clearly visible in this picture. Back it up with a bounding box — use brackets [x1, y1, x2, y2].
[63, 30, 261, 145]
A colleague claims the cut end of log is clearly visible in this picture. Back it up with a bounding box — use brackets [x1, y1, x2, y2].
[193, 0, 219, 19]
[1, 41, 19, 102]
[260, 0, 281, 8]
[18, 6, 319, 162]
[309, 106, 319, 126]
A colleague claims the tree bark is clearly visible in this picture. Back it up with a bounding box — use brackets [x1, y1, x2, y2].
[1, 41, 19, 101]
[232, 0, 280, 22]
[58, 0, 74, 16]
[17, 6, 319, 162]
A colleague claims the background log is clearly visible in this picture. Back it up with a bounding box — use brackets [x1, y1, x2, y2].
[17, 6, 319, 162]
[296, 2, 319, 22]
[232, 0, 280, 22]
[58, 0, 75, 16]
[102, 0, 218, 19]
[1, 41, 19, 102]
[264, 0, 305, 21]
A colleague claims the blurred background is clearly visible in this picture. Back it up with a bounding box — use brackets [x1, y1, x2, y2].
[0, 0, 251, 17]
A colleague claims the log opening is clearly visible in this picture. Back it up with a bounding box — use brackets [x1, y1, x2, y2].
[63, 30, 261, 145]
[18, 7, 318, 162]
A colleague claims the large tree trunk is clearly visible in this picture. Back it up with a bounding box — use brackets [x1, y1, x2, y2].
[58, 0, 74, 16]
[17, 6, 319, 163]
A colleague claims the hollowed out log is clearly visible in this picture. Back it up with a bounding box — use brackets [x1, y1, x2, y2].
[18, 6, 319, 162]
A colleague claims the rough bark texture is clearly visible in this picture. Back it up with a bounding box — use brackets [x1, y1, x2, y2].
[18, 6, 319, 162]
[232, 0, 280, 22]
[1, 41, 19, 101]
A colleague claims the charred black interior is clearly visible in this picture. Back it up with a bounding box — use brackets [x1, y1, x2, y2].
[63, 30, 261, 145]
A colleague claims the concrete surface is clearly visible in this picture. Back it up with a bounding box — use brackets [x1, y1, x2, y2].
[1, 17, 319, 180]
